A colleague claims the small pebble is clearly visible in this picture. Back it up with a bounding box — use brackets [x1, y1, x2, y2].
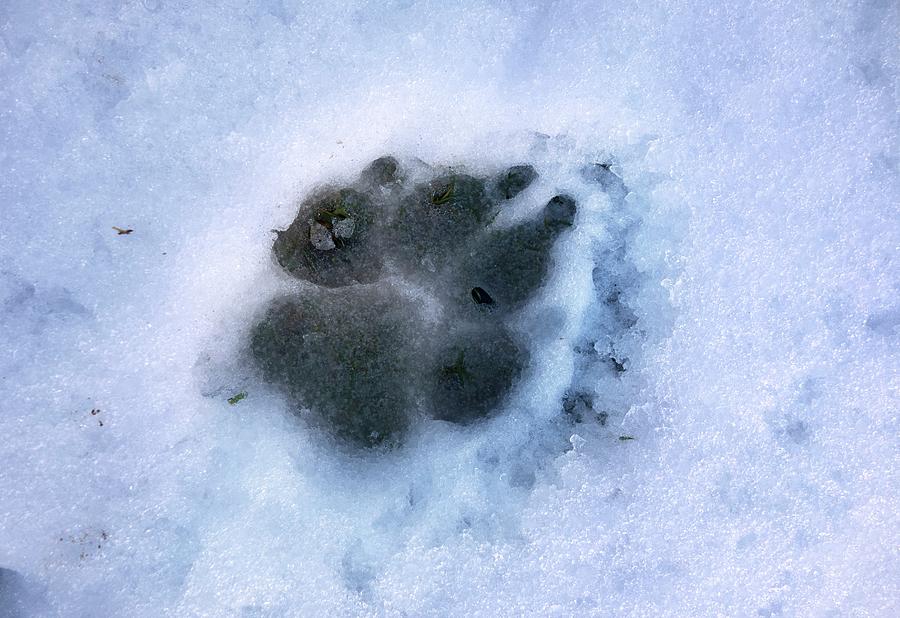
[310, 221, 336, 250]
[332, 217, 356, 239]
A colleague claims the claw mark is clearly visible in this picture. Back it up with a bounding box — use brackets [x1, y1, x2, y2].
[471, 287, 494, 305]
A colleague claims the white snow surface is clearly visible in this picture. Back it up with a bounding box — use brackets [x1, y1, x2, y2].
[1, 1, 898, 616]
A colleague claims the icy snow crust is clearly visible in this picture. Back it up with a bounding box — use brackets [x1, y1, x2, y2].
[1, 1, 898, 616]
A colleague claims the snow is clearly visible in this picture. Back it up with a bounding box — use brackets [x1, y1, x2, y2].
[1, 0, 897, 616]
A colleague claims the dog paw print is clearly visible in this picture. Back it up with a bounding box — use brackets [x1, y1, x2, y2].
[252, 156, 576, 447]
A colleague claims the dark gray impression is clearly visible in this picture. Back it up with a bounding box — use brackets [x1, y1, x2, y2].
[251, 157, 577, 447]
